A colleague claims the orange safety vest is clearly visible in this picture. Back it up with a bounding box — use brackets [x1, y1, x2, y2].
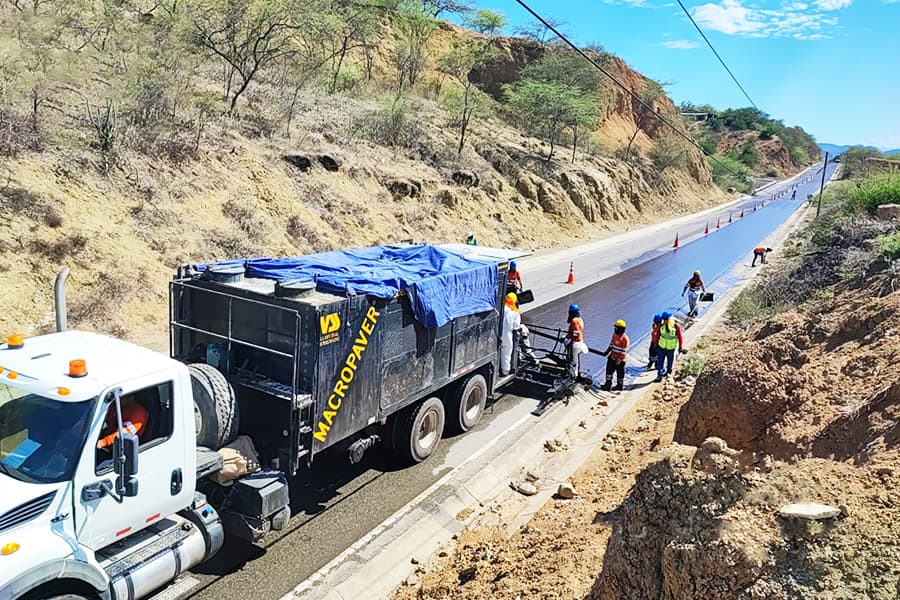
[507, 270, 522, 286]
[97, 402, 148, 449]
[754, 247, 766, 255]
[687, 275, 704, 290]
[568, 317, 584, 342]
[608, 333, 629, 362]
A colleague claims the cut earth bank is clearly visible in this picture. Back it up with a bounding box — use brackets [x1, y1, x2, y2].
[392, 182, 900, 599]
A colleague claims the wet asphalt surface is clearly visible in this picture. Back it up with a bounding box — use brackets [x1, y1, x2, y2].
[184, 162, 836, 600]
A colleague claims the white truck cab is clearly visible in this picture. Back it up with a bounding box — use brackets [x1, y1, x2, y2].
[0, 331, 222, 600]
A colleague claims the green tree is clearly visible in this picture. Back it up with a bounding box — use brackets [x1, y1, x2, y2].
[624, 79, 664, 160]
[504, 79, 595, 162]
[189, 0, 295, 113]
[391, 1, 438, 96]
[437, 9, 504, 154]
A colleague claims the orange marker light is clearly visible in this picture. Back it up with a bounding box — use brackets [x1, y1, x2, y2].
[6, 371, 17, 380]
[6, 334, 23, 349]
[1, 542, 19, 556]
[57, 387, 70, 396]
[68, 359, 87, 378]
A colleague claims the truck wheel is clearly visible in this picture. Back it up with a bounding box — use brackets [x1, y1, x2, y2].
[188, 363, 239, 450]
[449, 374, 487, 433]
[393, 397, 445, 464]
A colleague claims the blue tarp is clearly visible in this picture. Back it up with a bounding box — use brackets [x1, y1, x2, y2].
[202, 245, 498, 328]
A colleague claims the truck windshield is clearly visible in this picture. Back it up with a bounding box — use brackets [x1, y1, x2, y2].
[0, 384, 95, 484]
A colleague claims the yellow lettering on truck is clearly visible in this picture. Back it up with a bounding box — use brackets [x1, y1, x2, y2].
[313, 306, 381, 443]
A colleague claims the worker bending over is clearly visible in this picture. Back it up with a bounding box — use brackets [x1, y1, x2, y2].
[655, 311, 684, 382]
[600, 319, 629, 392]
[566, 303, 588, 377]
[751, 247, 772, 267]
[682, 270, 705, 318]
[647, 313, 662, 369]
[506, 260, 523, 294]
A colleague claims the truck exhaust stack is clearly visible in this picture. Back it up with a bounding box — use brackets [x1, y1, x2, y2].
[54, 267, 69, 333]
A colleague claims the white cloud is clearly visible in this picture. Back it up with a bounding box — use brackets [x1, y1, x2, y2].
[692, 0, 764, 35]
[691, 0, 847, 39]
[815, 0, 851, 9]
[662, 39, 700, 48]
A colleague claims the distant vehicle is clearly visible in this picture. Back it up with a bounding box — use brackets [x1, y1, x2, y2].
[833, 155, 842, 163]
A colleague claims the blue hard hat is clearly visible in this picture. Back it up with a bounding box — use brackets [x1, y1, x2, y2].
[510, 260, 517, 268]
[661, 311, 672, 320]
[653, 313, 662, 324]
[569, 303, 580, 312]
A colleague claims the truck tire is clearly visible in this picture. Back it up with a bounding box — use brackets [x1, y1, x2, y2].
[392, 397, 445, 464]
[448, 373, 487, 433]
[188, 363, 239, 450]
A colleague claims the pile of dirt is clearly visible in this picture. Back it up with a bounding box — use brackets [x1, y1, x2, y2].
[675, 280, 900, 461]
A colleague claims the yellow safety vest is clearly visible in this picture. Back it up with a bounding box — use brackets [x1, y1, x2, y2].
[659, 322, 678, 350]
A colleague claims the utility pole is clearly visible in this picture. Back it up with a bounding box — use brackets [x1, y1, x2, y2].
[816, 152, 829, 217]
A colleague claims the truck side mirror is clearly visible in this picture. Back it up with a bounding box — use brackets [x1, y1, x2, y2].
[113, 433, 139, 498]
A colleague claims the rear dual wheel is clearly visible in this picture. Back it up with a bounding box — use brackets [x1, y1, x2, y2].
[392, 397, 445, 464]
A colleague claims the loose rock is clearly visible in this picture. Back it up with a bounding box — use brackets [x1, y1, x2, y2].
[511, 481, 538, 496]
[557, 483, 577, 499]
[778, 502, 842, 520]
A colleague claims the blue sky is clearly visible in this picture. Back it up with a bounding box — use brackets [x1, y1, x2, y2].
[469, 0, 900, 149]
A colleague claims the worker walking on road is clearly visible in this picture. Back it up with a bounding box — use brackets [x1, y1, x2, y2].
[751, 247, 772, 267]
[682, 270, 706, 318]
[500, 292, 520, 375]
[566, 303, 588, 377]
[506, 260, 523, 294]
[647, 313, 662, 369]
[655, 312, 684, 382]
[600, 319, 629, 392]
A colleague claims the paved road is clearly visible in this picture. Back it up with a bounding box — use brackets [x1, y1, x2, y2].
[520, 163, 829, 311]
[181, 162, 836, 600]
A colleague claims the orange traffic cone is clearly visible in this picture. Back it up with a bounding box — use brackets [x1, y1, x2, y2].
[754, 204, 758, 211]
[566, 262, 575, 284]
[740, 208, 745, 218]
[716, 217, 721, 229]
[704, 222, 709, 235]
[728, 213, 733, 224]
[673, 233, 679, 248]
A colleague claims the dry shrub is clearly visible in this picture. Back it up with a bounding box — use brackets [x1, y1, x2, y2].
[1, 184, 65, 227]
[223, 198, 269, 241]
[68, 272, 133, 337]
[30, 235, 88, 262]
[206, 229, 262, 259]
[0, 109, 44, 155]
[287, 215, 330, 253]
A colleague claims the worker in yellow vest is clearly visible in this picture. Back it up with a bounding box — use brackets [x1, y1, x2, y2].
[655, 311, 684, 382]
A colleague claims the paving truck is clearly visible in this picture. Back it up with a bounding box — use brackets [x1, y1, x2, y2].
[0, 243, 537, 600]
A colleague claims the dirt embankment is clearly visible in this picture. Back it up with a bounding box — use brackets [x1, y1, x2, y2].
[716, 129, 797, 177]
[393, 204, 900, 599]
[0, 22, 723, 348]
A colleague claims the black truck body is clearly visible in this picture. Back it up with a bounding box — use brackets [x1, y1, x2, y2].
[170, 244, 526, 475]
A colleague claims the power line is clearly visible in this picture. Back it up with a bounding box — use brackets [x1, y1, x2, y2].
[511, 0, 743, 177]
[675, 0, 760, 111]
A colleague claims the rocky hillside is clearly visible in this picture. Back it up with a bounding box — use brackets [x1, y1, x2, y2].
[0, 2, 725, 346]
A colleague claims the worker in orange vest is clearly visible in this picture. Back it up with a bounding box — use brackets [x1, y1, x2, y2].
[97, 396, 148, 449]
[600, 319, 629, 391]
[566, 303, 588, 376]
[506, 260, 523, 294]
[751, 247, 772, 267]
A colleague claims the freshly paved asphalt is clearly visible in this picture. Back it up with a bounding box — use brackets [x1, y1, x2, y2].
[182, 162, 836, 600]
